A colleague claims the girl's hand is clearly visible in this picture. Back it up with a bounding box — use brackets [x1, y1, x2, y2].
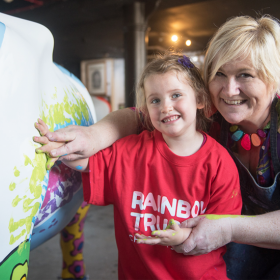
[33, 118, 64, 169]
[172, 215, 233, 256]
[135, 219, 192, 246]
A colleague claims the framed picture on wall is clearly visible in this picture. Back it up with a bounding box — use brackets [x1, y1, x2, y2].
[81, 59, 107, 95]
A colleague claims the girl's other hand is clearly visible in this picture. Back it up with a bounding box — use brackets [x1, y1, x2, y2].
[136, 219, 192, 246]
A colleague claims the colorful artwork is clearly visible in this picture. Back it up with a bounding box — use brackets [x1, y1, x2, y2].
[0, 13, 96, 279]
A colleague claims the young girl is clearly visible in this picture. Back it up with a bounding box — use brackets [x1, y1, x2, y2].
[34, 53, 242, 280]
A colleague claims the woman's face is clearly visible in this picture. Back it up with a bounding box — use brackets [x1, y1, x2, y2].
[208, 56, 274, 132]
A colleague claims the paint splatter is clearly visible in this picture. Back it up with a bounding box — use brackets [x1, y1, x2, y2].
[204, 214, 243, 220]
[8, 152, 47, 245]
[76, 165, 83, 170]
[14, 167, 20, 177]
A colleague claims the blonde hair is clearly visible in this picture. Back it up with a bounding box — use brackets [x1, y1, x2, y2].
[204, 15, 280, 94]
[136, 52, 211, 131]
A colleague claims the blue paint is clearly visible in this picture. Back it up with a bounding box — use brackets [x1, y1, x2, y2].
[0, 22, 6, 49]
[54, 63, 86, 89]
[76, 165, 83, 170]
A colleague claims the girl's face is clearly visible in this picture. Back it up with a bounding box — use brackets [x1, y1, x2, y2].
[208, 56, 274, 132]
[145, 71, 203, 139]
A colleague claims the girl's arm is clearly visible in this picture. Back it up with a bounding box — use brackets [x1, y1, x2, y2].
[173, 211, 280, 256]
[44, 108, 138, 161]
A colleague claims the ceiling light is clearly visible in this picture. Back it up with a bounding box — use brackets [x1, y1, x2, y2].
[171, 35, 178, 42]
[186, 40, 191, 46]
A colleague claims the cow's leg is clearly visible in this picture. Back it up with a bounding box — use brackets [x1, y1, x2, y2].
[60, 201, 90, 280]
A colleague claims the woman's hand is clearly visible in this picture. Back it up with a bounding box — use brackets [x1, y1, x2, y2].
[172, 215, 233, 256]
[44, 124, 97, 161]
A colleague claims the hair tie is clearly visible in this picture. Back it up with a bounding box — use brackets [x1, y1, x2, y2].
[177, 55, 194, 68]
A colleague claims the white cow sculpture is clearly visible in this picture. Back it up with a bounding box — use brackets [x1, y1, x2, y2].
[0, 13, 98, 279]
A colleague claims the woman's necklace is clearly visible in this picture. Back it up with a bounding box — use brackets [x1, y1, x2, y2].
[229, 125, 267, 151]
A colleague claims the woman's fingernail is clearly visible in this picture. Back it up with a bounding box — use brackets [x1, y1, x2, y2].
[33, 136, 37, 141]
[51, 150, 56, 156]
[34, 122, 38, 128]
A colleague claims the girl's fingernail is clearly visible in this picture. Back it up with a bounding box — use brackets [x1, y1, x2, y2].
[34, 122, 38, 128]
[51, 150, 56, 156]
[47, 161, 55, 170]
[33, 136, 37, 141]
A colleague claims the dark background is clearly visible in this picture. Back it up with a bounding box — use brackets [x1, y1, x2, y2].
[1, 0, 280, 78]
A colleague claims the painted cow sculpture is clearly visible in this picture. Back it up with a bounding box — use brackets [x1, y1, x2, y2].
[0, 13, 98, 280]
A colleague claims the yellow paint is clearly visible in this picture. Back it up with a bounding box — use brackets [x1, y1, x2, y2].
[8, 86, 91, 247]
[14, 167, 20, 177]
[19, 178, 28, 184]
[40, 87, 90, 132]
[204, 214, 242, 220]
[8, 153, 46, 245]
[17, 240, 28, 255]
[24, 155, 33, 167]
[12, 195, 23, 207]
[231, 189, 238, 198]
[60, 204, 90, 279]
[9, 182, 16, 191]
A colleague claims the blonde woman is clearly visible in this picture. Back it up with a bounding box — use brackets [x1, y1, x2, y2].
[41, 15, 280, 279]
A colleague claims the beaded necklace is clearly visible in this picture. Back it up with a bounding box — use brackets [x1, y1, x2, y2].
[230, 125, 267, 150]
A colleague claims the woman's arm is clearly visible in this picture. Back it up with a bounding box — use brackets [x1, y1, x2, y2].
[45, 108, 138, 161]
[173, 211, 280, 256]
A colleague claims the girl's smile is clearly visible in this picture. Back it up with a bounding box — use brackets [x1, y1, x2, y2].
[161, 115, 181, 123]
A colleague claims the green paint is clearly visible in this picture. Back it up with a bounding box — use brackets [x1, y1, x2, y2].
[19, 178, 28, 184]
[14, 167, 20, 177]
[46, 159, 55, 170]
[152, 231, 159, 235]
[24, 155, 33, 167]
[9, 182, 16, 191]
[172, 233, 176, 236]
[0, 241, 30, 280]
[204, 214, 242, 220]
[9, 153, 46, 245]
[35, 149, 44, 154]
[5, 86, 91, 278]
[12, 195, 22, 207]
[40, 87, 90, 132]
[9, 229, 27, 245]
[11, 260, 28, 280]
